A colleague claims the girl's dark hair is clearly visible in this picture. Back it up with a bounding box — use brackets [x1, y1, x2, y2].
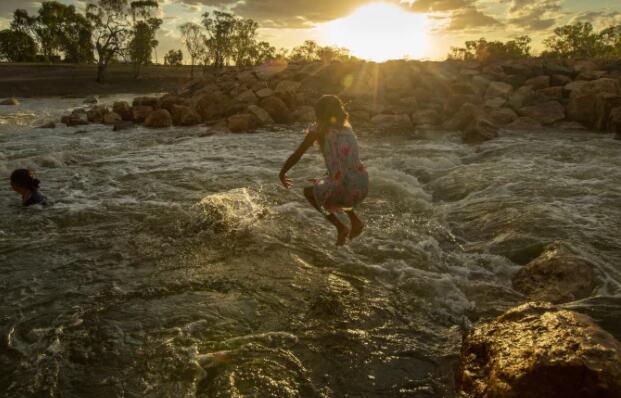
[314, 95, 349, 130]
[10, 169, 40, 191]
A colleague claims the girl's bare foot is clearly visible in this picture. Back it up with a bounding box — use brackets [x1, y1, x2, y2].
[336, 225, 350, 246]
[349, 218, 364, 240]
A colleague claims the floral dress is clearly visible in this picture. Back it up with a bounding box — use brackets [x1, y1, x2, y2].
[312, 126, 369, 214]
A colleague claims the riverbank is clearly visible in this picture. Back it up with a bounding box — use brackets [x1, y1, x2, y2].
[0, 63, 195, 97]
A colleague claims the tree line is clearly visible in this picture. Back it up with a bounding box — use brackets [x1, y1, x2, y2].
[450, 21, 621, 61]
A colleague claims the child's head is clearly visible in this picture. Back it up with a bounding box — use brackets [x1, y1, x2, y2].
[10, 169, 40, 193]
[314, 95, 348, 129]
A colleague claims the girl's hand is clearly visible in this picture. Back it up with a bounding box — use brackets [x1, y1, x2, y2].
[279, 172, 293, 189]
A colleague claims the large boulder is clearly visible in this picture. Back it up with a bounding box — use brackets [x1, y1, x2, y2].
[171, 105, 202, 126]
[247, 104, 274, 125]
[235, 89, 258, 105]
[259, 96, 292, 123]
[463, 117, 498, 144]
[485, 81, 514, 99]
[132, 106, 154, 123]
[256, 88, 275, 99]
[227, 113, 258, 133]
[86, 105, 109, 123]
[512, 242, 598, 304]
[83, 96, 98, 105]
[144, 109, 172, 128]
[489, 107, 518, 126]
[457, 302, 621, 398]
[506, 116, 543, 130]
[518, 101, 565, 126]
[236, 70, 257, 85]
[444, 103, 480, 131]
[293, 105, 315, 123]
[103, 112, 122, 125]
[609, 106, 621, 134]
[275, 80, 301, 96]
[567, 78, 620, 130]
[507, 86, 535, 110]
[194, 91, 232, 121]
[370, 114, 413, 130]
[61, 114, 88, 127]
[112, 101, 133, 121]
[158, 94, 188, 113]
[132, 96, 159, 108]
[524, 75, 550, 90]
[413, 109, 441, 127]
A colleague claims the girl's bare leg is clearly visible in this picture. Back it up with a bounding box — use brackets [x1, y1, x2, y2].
[304, 187, 349, 246]
[347, 210, 364, 240]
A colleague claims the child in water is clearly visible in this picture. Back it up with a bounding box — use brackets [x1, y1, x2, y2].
[279, 95, 369, 246]
[10, 169, 48, 206]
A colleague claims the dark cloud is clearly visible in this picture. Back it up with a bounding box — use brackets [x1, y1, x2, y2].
[446, 5, 503, 30]
[504, 0, 562, 30]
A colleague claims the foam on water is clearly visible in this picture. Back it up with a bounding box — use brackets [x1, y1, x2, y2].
[1, 98, 621, 397]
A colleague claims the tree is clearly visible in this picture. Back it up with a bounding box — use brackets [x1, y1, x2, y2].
[253, 41, 276, 65]
[128, 1, 161, 77]
[0, 29, 37, 62]
[290, 40, 320, 62]
[317, 46, 351, 63]
[179, 22, 205, 78]
[59, 10, 94, 63]
[599, 25, 621, 56]
[164, 49, 183, 65]
[543, 22, 605, 58]
[230, 18, 258, 66]
[449, 36, 531, 61]
[202, 11, 236, 68]
[87, 0, 131, 83]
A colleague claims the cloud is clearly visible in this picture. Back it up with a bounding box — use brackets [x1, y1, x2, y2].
[0, 0, 42, 17]
[445, 5, 502, 30]
[504, 0, 562, 30]
[570, 10, 621, 30]
[406, 0, 473, 12]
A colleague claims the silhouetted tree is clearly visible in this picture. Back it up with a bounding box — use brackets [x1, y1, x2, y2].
[202, 11, 236, 68]
[128, 0, 161, 77]
[450, 36, 531, 61]
[87, 0, 131, 83]
[0, 29, 37, 62]
[164, 49, 183, 65]
[291, 40, 320, 62]
[179, 22, 206, 78]
[543, 22, 606, 58]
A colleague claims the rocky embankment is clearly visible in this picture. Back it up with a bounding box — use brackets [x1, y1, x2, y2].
[6, 58, 616, 142]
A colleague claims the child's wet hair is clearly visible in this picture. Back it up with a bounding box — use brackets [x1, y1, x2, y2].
[314, 95, 348, 129]
[10, 169, 40, 191]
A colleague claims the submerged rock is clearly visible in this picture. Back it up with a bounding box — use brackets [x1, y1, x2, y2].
[227, 113, 258, 133]
[567, 78, 620, 130]
[512, 242, 598, 304]
[506, 116, 543, 130]
[113, 120, 134, 132]
[38, 122, 56, 129]
[457, 302, 621, 398]
[1, 97, 20, 106]
[463, 117, 497, 144]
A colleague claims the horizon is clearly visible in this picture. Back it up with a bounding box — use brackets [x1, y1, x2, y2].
[0, 0, 620, 62]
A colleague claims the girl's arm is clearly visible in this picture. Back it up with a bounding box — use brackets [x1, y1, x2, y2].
[279, 129, 318, 189]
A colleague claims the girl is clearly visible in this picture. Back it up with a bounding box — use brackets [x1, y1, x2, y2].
[279, 95, 368, 246]
[10, 169, 48, 207]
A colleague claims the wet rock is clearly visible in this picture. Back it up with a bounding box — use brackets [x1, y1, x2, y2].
[133, 96, 159, 108]
[83, 96, 98, 105]
[524, 75, 550, 90]
[103, 112, 122, 125]
[174, 106, 202, 127]
[463, 117, 498, 144]
[489, 107, 518, 126]
[227, 113, 258, 133]
[132, 105, 153, 123]
[506, 116, 543, 130]
[158, 94, 188, 113]
[609, 106, 621, 134]
[86, 105, 109, 123]
[518, 101, 565, 126]
[457, 302, 621, 398]
[293, 105, 315, 123]
[444, 103, 480, 131]
[485, 81, 513, 99]
[512, 242, 598, 303]
[247, 104, 274, 125]
[194, 91, 232, 121]
[38, 122, 56, 129]
[113, 121, 134, 132]
[370, 114, 413, 130]
[259, 96, 292, 123]
[144, 109, 172, 128]
[555, 121, 587, 130]
[61, 114, 88, 127]
[112, 101, 133, 121]
[567, 78, 620, 129]
[595, 94, 621, 130]
[1, 97, 19, 106]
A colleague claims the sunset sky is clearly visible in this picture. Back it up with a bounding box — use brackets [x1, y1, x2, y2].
[1, 0, 620, 61]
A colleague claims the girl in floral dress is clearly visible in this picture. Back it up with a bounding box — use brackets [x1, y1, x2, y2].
[279, 95, 369, 246]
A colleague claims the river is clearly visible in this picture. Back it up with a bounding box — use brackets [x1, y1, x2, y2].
[1, 96, 621, 397]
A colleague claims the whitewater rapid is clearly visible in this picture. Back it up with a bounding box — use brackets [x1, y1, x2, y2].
[1, 96, 621, 397]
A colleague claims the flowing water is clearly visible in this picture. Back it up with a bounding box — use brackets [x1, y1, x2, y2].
[1, 96, 621, 398]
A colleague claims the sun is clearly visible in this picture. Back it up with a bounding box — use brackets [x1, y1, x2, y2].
[318, 2, 431, 62]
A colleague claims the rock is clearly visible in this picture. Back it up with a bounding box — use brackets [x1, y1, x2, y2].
[463, 117, 498, 144]
[485, 81, 513, 99]
[371, 114, 413, 130]
[555, 121, 587, 130]
[113, 121, 134, 132]
[471, 76, 491, 95]
[38, 122, 56, 129]
[489, 107, 518, 125]
[144, 109, 172, 128]
[103, 112, 122, 125]
[537, 86, 564, 100]
[158, 94, 188, 113]
[577, 70, 607, 81]
[86, 105, 109, 123]
[450, 82, 476, 95]
[413, 109, 440, 127]
[506, 117, 543, 130]
[193, 91, 232, 121]
[564, 80, 589, 94]
[227, 113, 258, 133]
[572, 60, 598, 74]
[518, 101, 565, 126]
[457, 302, 621, 398]
[254, 63, 288, 80]
[247, 104, 274, 125]
[524, 75, 550, 90]
[609, 106, 621, 133]
[544, 62, 575, 76]
[507, 86, 535, 110]
[133, 96, 159, 108]
[112, 101, 133, 121]
[259, 96, 292, 123]
[171, 105, 202, 127]
[236, 70, 257, 85]
[256, 88, 275, 99]
[132, 105, 154, 123]
[275, 80, 302, 95]
[293, 105, 315, 123]
[485, 97, 506, 109]
[512, 242, 597, 303]
[235, 89, 258, 105]
[1, 97, 19, 106]
[444, 103, 480, 131]
[83, 96, 98, 105]
[567, 78, 620, 129]
[61, 115, 88, 127]
[550, 74, 572, 87]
